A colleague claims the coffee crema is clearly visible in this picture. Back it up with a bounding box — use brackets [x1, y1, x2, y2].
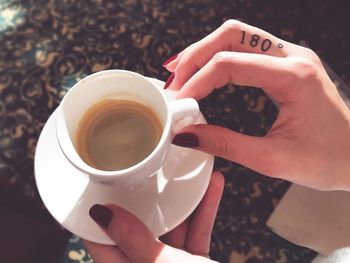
[76, 99, 162, 171]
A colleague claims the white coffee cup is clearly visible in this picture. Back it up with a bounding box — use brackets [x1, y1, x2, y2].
[56, 70, 199, 187]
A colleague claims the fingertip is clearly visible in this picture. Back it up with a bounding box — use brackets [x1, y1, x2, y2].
[163, 72, 175, 89]
[164, 72, 186, 91]
[162, 54, 179, 69]
[212, 171, 225, 186]
[165, 62, 176, 72]
[96, 204, 163, 262]
[163, 60, 178, 73]
[163, 51, 183, 72]
[172, 132, 199, 148]
[167, 74, 185, 91]
[89, 204, 113, 229]
[209, 171, 225, 197]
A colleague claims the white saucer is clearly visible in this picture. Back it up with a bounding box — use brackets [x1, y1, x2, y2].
[34, 77, 214, 245]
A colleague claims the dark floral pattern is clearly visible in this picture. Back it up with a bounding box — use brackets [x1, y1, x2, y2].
[1, 0, 349, 262]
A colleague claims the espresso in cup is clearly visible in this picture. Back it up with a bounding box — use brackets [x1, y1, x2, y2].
[56, 70, 199, 187]
[76, 99, 162, 171]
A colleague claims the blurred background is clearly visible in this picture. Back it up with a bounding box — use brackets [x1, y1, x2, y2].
[0, 0, 349, 262]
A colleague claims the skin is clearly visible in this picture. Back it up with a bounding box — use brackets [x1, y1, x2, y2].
[85, 20, 350, 262]
[84, 172, 224, 263]
[167, 20, 350, 192]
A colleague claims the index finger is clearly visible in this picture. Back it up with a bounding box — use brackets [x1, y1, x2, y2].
[167, 20, 290, 89]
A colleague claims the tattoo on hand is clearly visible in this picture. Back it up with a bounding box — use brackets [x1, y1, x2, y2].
[240, 31, 281, 52]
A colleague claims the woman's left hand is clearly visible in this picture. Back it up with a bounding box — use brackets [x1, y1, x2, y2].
[84, 171, 224, 263]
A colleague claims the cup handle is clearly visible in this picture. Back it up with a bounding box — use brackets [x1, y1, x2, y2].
[168, 98, 200, 133]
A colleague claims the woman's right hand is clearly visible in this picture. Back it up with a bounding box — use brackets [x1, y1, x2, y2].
[164, 20, 350, 191]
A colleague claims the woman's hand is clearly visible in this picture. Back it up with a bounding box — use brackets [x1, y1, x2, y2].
[84, 171, 224, 263]
[165, 20, 350, 191]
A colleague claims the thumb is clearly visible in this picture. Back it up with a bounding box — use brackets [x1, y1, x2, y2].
[172, 124, 275, 176]
[89, 204, 163, 263]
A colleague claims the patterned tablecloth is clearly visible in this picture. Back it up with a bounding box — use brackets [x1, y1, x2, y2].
[1, 1, 349, 262]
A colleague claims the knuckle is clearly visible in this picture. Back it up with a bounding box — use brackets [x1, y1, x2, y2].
[212, 51, 231, 68]
[289, 58, 319, 82]
[303, 47, 323, 65]
[221, 19, 243, 34]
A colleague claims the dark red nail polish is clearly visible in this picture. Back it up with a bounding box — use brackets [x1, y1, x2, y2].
[164, 72, 175, 89]
[89, 204, 113, 229]
[162, 54, 178, 67]
[172, 133, 199, 148]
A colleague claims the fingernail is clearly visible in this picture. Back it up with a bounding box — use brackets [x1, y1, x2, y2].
[172, 133, 199, 148]
[163, 72, 175, 89]
[162, 54, 178, 67]
[89, 204, 113, 229]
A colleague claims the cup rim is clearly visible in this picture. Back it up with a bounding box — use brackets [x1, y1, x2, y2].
[56, 69, 172, 178]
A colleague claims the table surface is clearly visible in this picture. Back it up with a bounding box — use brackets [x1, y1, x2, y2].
[0, 1, 349, 262]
